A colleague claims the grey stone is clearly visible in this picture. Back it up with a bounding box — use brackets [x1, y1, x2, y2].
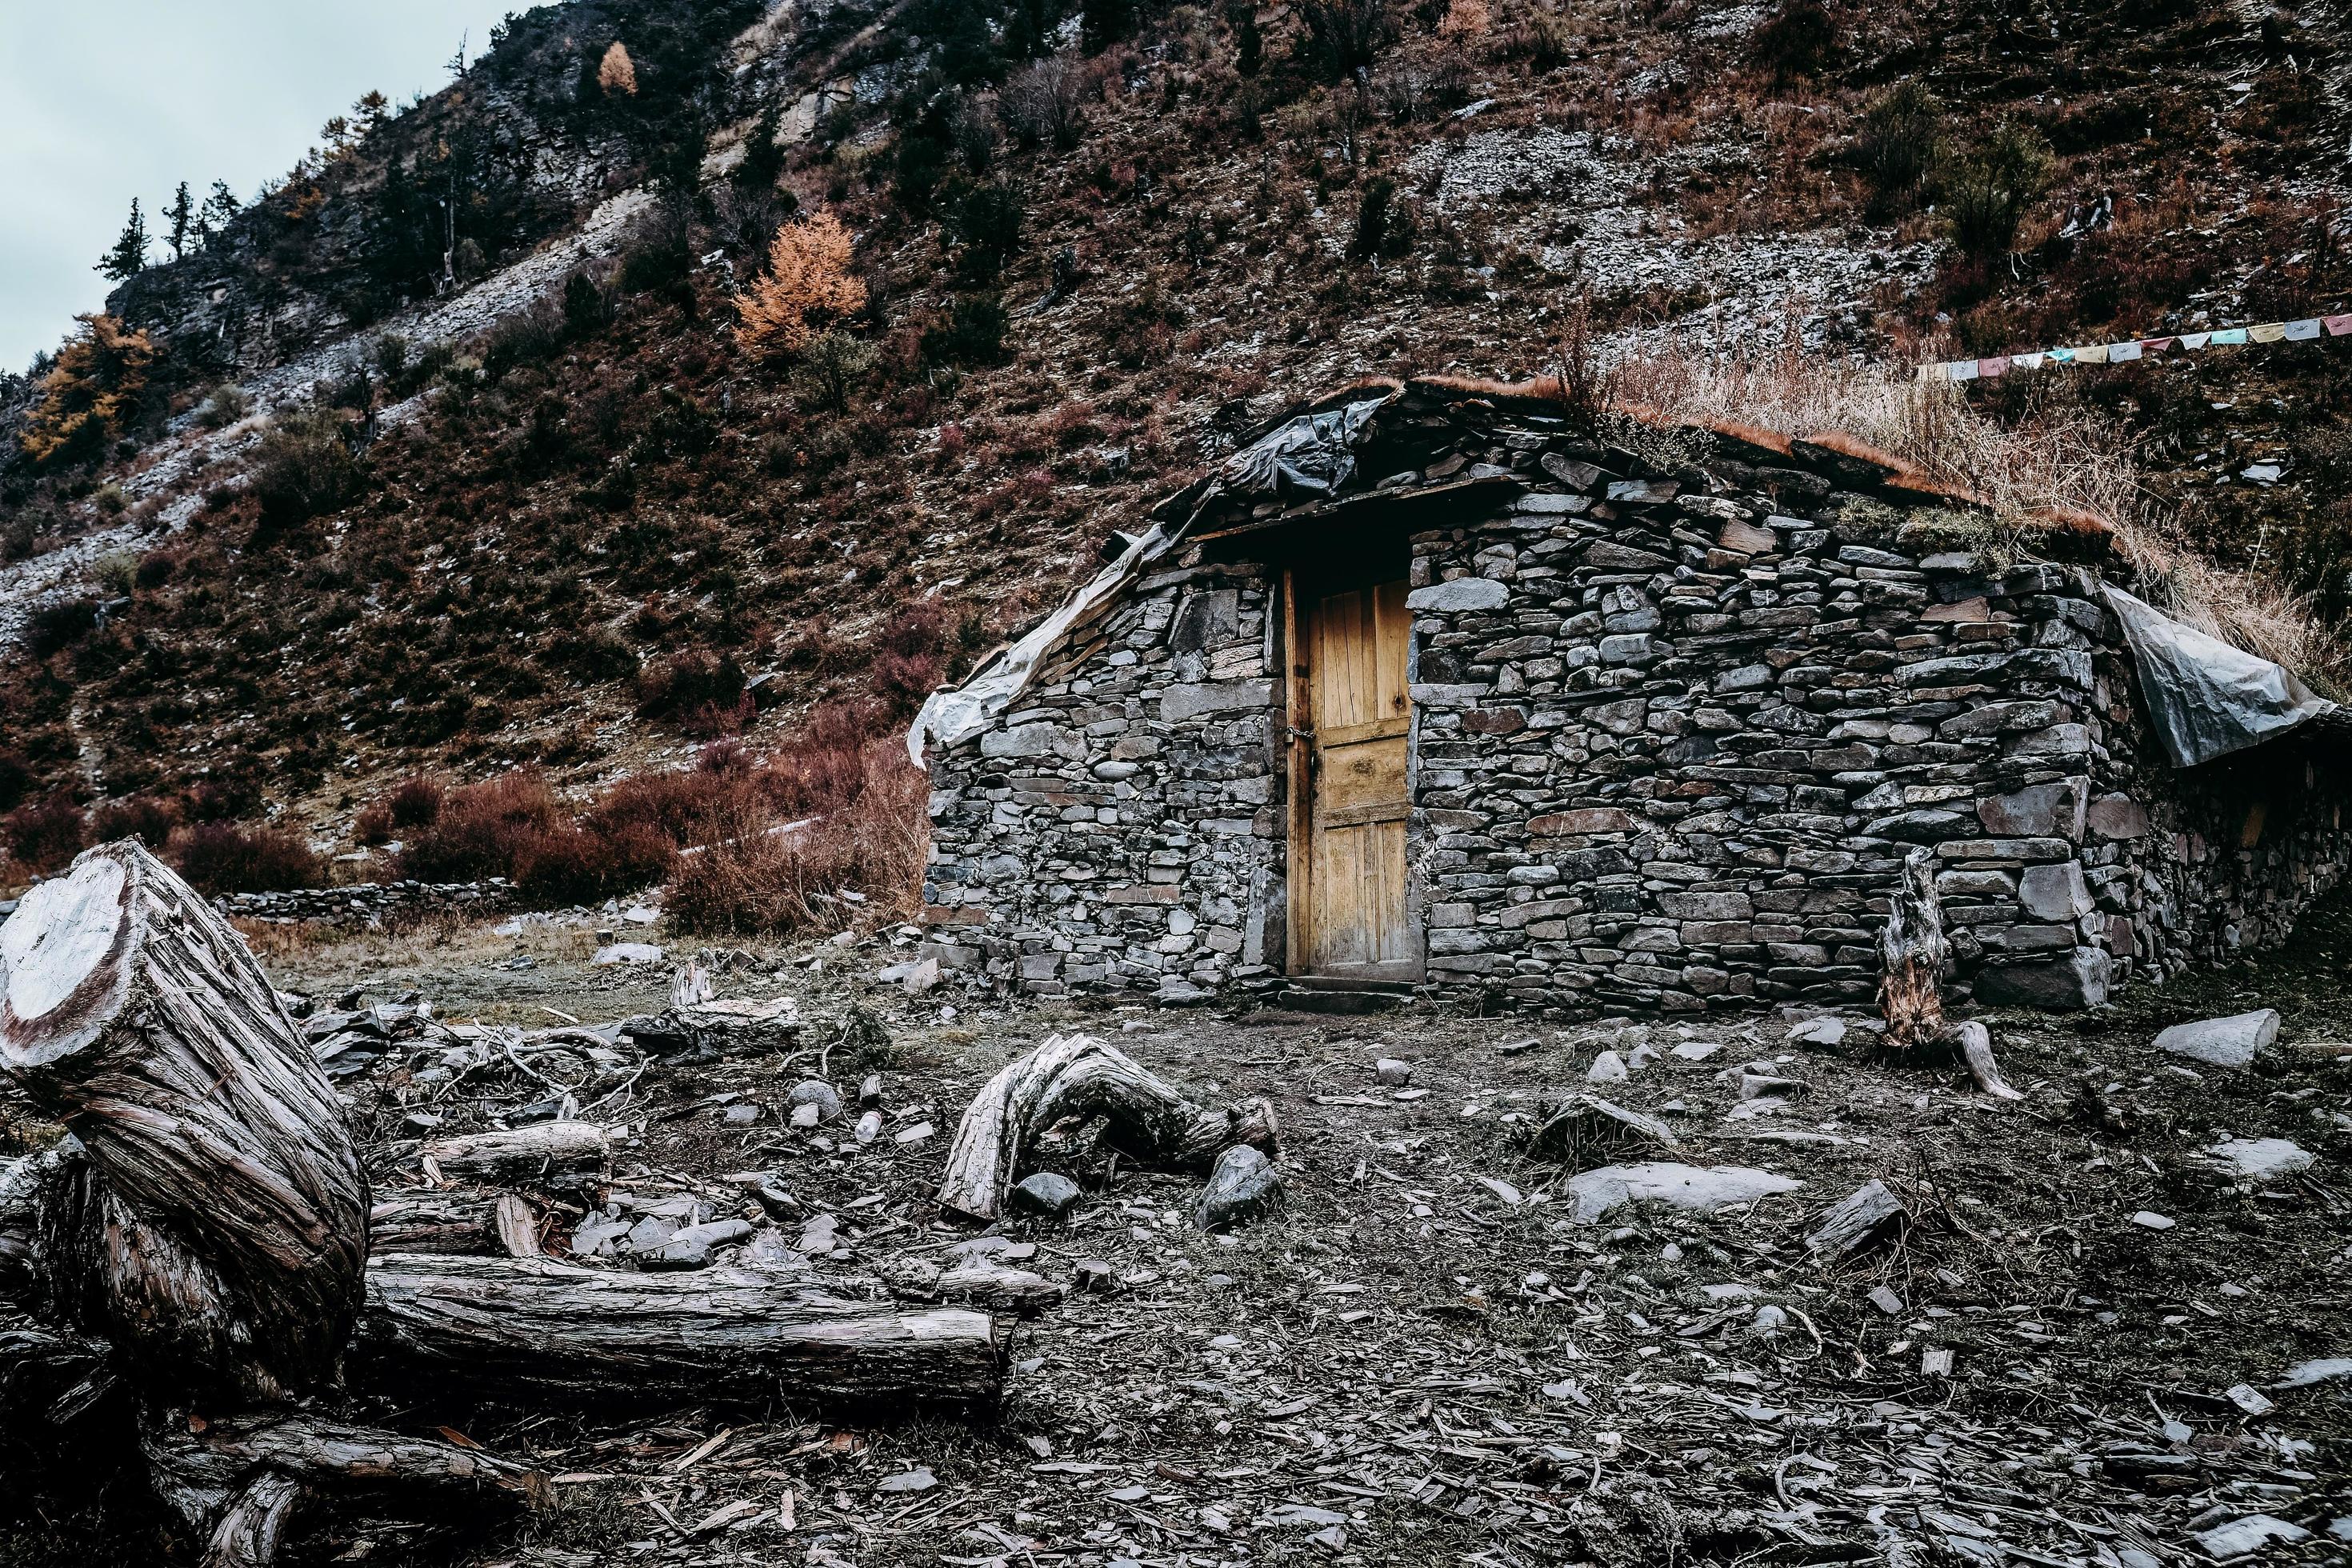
[2206, 1137, 2314, 1182]
[1010, 1171, 1084, 1218]
[2086, 794, 2150, 839]
[2018, 861, 2093, 922]
[640, 1218, 752, 1270]
[1374, 1057, 1414, 1086]
[787, 1079, 843, 1122]
[1406, 577, 1510, 612]
[1806, 1178, 1906, 1262]
[1161, 680, 1274, 722]
[2154, 1009, 2278, 1068]
[1169, 590, 1239, 654]
[1978, 779, 2087, 841]
[1194, 1144, 1286, 1230]
[1974, 946, 2110, 1010]
[1562, 1162, 1802, 1223]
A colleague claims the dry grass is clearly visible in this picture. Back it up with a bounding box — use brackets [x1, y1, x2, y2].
[1606, 342, 2340, 678]
[666, 740, 930, 938]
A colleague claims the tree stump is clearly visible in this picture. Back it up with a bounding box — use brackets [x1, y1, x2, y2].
[1877, 847, 2024, 1100]
[1877, 849, 1949, 1052]
[935, 1034, 1278, 1222]
[0, 840, 367, 1402]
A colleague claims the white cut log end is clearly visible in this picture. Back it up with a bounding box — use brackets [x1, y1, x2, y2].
[0, 853, 130, 1066]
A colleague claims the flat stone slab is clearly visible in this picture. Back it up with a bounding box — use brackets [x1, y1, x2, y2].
[2206, 1137, 2314, 1182]
[2155, 1009, 2278, 1068]
[1564, 1162, 1801, 1223]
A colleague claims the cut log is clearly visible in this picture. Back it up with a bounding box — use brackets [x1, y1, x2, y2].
[935, 1034, 1278, 1222]
[0, 841, 367, 1403]
[367, 1191, 503, 1255]
[422, 1121, 610, 1182]
[1877, 848, 1948, 1051]
[356, 1254, 1006, 1413]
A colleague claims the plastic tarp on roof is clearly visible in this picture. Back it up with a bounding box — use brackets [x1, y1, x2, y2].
[906, 394, 1396, 767]
[907, 522, 1181, 766]
[2102, 585, 2334, 767]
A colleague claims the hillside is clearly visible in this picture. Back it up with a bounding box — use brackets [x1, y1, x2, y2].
[2, 0, 2350, 909]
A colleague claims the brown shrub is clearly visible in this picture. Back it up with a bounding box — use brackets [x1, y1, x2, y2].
[395, 771, 566, 883]
[4, 795, 86, 874]
[86, 795, 178, 849]
[167, 822, 328, 894]
[666, 739, 928, 937]
[396, 768, 674, 902]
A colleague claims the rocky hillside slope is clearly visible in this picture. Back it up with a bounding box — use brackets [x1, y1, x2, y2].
[1, 0, 2347, 894]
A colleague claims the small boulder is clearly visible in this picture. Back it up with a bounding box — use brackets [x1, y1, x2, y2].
[1194, 1145, 1286, 1231]
[2155, 1010, 2278, 1069]
[1585, 1050, 1629, 1082]
[1374, 1058, 1414, 1086]
[639, 1218, 752, 1270]
[1008, 1171, 1083, 1219]
[787, 1079, 844, 1122]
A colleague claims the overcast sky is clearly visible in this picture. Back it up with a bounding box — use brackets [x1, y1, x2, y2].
[1, 1, 524, 373]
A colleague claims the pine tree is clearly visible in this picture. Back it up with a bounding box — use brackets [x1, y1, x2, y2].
[354, 90, 392, 134]
[198, 180, 242, 248]
[97, 199, 149, 281]
[164, 182, 194, 262]
[732, 210, 866, 358]
[598, 41, 638, 94]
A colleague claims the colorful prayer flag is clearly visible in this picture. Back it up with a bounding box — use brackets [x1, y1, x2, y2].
[2284, 318, 2322, 341]
[2247, 322, 2289, 343]
[2108, 341, 2142, 362]
[2210, 328, 2249, 346]
[2178, 332, 2213, 350]
[2325, 314, 2352, 337]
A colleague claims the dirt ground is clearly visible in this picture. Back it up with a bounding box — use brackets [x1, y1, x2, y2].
[5, 897, 2350, 1568]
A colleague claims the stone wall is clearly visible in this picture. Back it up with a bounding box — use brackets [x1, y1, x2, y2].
[922, 566, 1288, 1001]
[923, 416, 2352, 1014]
[212, 879, 512, 926]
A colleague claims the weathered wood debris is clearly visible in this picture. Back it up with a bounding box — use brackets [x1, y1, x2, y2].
[0, 841, 1005, 1566]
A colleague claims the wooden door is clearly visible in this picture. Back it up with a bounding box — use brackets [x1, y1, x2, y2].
[1288, 574, 1418, 980]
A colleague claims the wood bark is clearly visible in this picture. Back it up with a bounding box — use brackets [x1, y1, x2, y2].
[1877, 849, 1949, 1050]
[422, 1121, 610, 1182]
[140, 1410, 538, 1568]
[0, 840, 367, 1403]
[1876, 849, 2024, 1100]
[357, 1254, 1006, 1414]
[936, 1033, 1278, 1222]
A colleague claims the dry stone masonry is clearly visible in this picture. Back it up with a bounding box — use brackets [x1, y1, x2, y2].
[922, 381, 2352, 1015]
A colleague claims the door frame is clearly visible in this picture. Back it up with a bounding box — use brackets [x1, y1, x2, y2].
[1282, 561, 1422, 982]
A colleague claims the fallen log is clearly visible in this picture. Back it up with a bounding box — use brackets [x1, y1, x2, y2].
[0, 840, 367, 1402]
[422, 1121, 610, 1182]
[356, 1254, 1006, 1414]
[936, 1034, 1278, 1222]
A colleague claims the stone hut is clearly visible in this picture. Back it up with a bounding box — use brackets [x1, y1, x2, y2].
[909, 376, 2352, 1014]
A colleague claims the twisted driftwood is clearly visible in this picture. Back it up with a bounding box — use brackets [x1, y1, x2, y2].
[1878, 849, 2022, 1101]
[936, 1033, 1278, 1221]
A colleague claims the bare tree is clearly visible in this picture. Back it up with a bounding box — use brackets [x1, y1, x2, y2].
[1000, 56, 1100, 152]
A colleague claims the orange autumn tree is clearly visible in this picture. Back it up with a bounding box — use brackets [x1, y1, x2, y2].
[20, 314, 154, 468]
[598, 41, 638, 94]
[733, 210, 866, 358]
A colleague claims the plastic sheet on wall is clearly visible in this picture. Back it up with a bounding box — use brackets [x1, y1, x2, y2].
[2101, 585, 2334, 768]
